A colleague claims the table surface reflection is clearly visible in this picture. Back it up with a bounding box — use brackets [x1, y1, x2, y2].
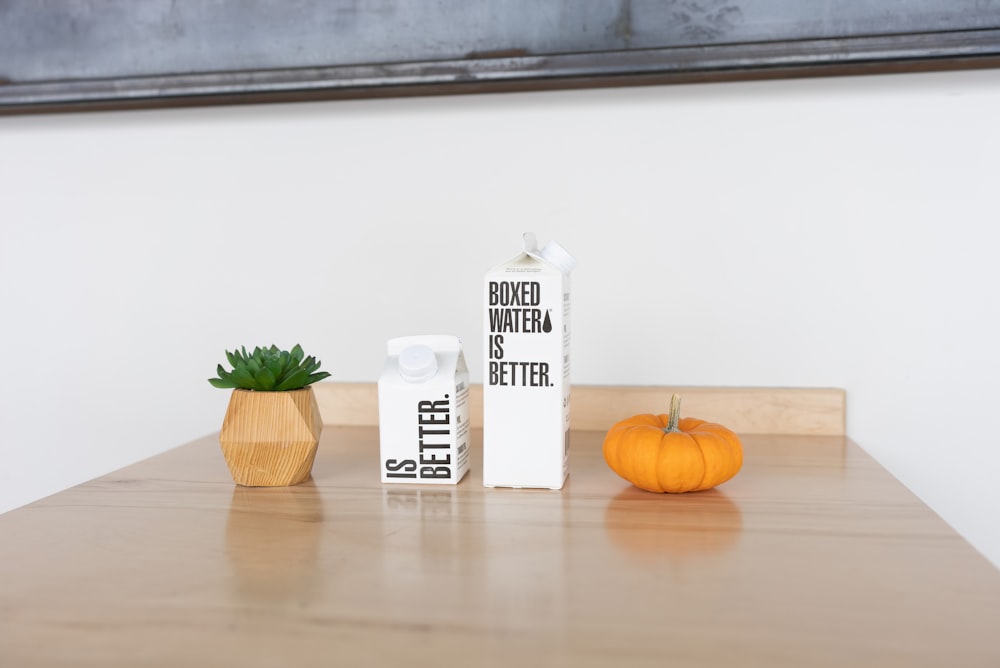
[1, 427, 998, 667]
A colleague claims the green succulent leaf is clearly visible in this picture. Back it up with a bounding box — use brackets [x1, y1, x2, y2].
[265, 356, 283, 379]
[208, 364, 233, 388]
[301, 356, 318, 374]
[274, 368, 309, 391]
[231, 365, 256, 389]
[255, 367, 277, 391]
[210, 344, 331, 391]
[307, 371, 332, 385]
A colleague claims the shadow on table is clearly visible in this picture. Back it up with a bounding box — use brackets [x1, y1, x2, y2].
[603, 486, 744, 566]
[225, 480, 324, 600]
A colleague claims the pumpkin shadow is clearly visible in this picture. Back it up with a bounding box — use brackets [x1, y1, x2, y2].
[225, 480, 324, 601]
[603, 486, 744, 567]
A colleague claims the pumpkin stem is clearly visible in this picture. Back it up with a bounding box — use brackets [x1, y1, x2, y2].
[664, 393, 682, 433]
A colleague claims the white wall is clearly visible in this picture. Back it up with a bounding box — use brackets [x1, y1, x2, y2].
[2, 68, 998, 567]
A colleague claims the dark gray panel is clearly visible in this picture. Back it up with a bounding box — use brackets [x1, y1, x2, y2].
[1, 1, 999, 113]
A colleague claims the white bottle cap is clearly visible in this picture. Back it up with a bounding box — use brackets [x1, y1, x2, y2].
[398, 344, 438, 383]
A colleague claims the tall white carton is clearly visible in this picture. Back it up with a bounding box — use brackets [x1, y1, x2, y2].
[483, 233, 576, 489]
[378, 335, 471, 484]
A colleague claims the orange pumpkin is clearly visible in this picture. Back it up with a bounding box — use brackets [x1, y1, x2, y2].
[603, 394, 743, 493]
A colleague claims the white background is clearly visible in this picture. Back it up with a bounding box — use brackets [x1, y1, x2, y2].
[2, 67, 998, 567]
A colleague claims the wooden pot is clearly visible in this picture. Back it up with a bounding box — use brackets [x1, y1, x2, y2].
[219, 387, 323, 486]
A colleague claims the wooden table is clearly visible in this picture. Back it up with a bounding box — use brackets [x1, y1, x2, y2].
[2, 424, 999, 666]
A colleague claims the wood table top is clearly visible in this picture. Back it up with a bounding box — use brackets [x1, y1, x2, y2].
[1, 426, 998, 667]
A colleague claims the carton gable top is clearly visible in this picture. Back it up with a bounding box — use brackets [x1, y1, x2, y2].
[493, 232, 576, 275]
[382, 335, 468, 383]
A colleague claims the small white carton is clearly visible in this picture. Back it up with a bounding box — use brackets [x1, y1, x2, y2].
[483, 233, 576, 489]
[378, 335, 471, 484]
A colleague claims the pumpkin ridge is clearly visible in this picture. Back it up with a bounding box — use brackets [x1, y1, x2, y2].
[655, 430, 703, 493]
[688, 428, 712, 491]
[633, 427, 667, 493]
[690, 424, 742, 490]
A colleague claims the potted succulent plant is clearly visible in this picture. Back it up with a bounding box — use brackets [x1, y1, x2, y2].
[209, 344, 331, 487]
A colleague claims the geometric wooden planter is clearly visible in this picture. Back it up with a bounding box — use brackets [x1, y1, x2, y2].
[219, 386, 323, 486]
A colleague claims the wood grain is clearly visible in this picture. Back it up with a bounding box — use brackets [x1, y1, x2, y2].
[219, 387, 323, 486]
[315, 382, 846, 435]
[0, 424, 997, 667]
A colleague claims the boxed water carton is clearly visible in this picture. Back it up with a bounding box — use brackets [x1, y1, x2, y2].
[378, 335, 471, 484]
[483, 233, 576, 489]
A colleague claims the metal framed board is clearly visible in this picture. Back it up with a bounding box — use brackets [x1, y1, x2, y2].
[2, 1, 999, 114]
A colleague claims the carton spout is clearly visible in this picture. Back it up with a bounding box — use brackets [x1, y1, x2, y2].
[539, 240, 576, 275]
[398, 344, 438, 383]
[523, 232, 576, 275]
[522, 232, 539, 254]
